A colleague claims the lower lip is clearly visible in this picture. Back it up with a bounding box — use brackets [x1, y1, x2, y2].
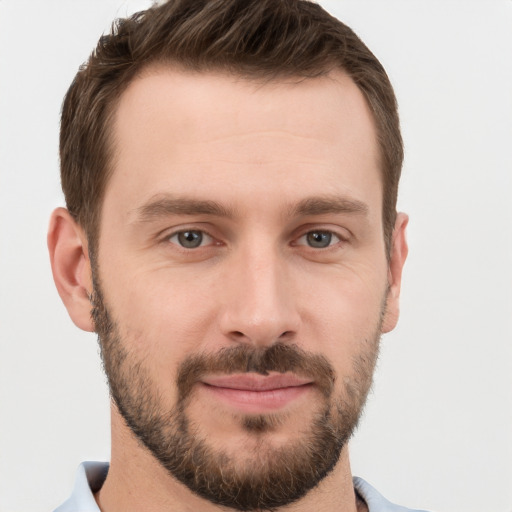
[200, 383, 313, 414]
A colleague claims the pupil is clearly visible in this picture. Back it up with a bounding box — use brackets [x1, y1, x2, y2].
[307, 231, 331, 248]
[178, 231, 202, 248]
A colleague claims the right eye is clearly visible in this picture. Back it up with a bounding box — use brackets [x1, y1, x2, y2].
[167, 230, 213, 249]
[295, 230, 342, 249]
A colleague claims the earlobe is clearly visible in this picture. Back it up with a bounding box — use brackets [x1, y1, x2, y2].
[47, 207, 95, 332]
[381, 212, 409, 333]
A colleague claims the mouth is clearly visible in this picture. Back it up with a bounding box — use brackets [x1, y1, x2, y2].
[200, 373, 314, 414]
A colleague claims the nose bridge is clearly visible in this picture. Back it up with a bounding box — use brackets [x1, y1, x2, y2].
[220, 238, 299, 345]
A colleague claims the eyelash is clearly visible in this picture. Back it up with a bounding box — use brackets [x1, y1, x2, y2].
[163, 227, 347, 251]
[165, 229, 216, 249]
[294, 230, 343, 249]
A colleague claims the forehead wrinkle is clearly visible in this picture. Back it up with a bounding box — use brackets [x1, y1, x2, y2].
[130, 194, 238, 223]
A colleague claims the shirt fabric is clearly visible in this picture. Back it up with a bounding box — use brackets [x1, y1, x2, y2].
[54, 461, 430, 512]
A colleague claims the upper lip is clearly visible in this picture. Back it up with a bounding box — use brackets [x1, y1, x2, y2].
[201, 373, 313, 391]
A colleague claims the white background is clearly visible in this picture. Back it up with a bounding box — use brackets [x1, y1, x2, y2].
[0, 1, 511, 511]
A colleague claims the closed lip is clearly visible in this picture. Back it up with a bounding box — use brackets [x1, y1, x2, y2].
[201, 373, 313, 391]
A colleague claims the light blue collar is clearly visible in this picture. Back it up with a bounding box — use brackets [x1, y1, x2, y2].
[55, 462, 429, 512]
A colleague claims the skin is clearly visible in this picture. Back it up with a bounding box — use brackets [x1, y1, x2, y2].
[48, 68, 408, 512]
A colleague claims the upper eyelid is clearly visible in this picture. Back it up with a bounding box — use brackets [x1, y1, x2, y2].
[294, 230, 344, 247]
[166, 228, 214, 241]
[156, 224, 351, 244]
[293, 225, 351, 241]
[167, 228, 212, 237]
[299, 229, 342, 238]
[157, 224, 216, 241]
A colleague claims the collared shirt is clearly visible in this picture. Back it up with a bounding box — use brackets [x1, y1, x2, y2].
[54, 461, 430, 512]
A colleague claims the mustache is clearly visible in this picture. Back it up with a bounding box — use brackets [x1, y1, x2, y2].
[176, 342, 336, 401]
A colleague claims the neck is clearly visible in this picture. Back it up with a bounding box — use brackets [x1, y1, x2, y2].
[95, 406, 363, 512]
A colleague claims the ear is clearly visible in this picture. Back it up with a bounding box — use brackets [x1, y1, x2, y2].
[48, 207, 95, 332]
[381, 212, 409, 333]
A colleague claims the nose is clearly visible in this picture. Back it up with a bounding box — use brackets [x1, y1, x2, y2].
[218, 244, 300, 347]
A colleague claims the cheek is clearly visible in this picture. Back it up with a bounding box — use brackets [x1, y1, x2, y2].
[101, 264, 222, 370]
[298, 261, 387, 369]
[313, 293, 382, 404]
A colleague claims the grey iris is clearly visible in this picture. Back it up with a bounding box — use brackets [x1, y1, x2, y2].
[307, 231, 332, 248]
[178, 231, 203, 248]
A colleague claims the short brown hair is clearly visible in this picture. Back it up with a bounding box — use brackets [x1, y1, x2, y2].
[60, 0, 402, 255]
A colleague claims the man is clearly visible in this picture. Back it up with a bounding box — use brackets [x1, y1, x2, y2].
[48, 0, 420, 510]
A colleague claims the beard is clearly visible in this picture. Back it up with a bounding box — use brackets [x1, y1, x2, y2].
[91, 272, 382, 511]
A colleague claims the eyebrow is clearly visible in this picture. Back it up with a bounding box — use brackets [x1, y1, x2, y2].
[132, 193, 368, 224]
[133, 195, 236, 223]
[291, 195, 369, 217]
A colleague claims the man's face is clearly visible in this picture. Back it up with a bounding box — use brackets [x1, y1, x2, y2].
[92, 68, 401, 509]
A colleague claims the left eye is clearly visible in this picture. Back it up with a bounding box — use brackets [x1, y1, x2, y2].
[297, 230, 340, 249]
[168, 230, 212, 249]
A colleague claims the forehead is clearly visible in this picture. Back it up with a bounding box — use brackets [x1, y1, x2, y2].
[114, 66, 377, 154]
[105, 67, 381, 220]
